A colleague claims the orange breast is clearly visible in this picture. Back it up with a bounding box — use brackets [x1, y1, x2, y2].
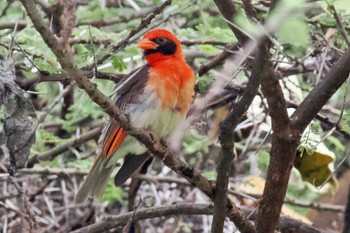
[147, 59, 195, 115]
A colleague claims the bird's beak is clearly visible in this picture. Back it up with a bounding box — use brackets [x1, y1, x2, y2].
[138, 38, 158, 50]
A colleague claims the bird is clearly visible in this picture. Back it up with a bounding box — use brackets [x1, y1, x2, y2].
[75, 29, 195, 203]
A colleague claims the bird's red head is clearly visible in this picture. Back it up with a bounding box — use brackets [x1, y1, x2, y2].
[138, 29, 184, 66]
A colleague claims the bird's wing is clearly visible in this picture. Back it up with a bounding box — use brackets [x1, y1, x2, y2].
[101, 65, 151, 159]
[75, 65, 151, 202]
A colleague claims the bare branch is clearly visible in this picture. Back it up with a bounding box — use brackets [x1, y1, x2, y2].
[71, 203, 214, 233]
[27, 126, 102, 167]
[197, 43, 239, 76]
[76, 8, 154, 27]
[212, 38, 270, 233]
[87, 0, 173, 69]
[18, 167, 88, 176]
[16, 71, 124, 90]
[328, 4, 350, 46]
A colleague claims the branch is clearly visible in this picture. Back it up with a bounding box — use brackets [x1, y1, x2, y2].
[284, 198, 345, 213]
[212, 39, 269, 233]
[71, 203, 214, 233]
[290, 47, 350, 132]
[27, 126, 102, 168]
[110, 0, 171, 52]
[287, 101, 350, 140]
[197, 43, 239, 76]
[87, 0, 172, 69]
[18, 167, 88, 176]
[343, 185, 350, 233]
[70, 203, 328, 233]
[76, 8, 153, 27]
[213, 0, 249, 44]
[328, 4, 350, 46]
[0, 21, 27, 30]
[16, 70, 123, 90]
[241, 0, 257, 19]
[277, 216, 328, 233]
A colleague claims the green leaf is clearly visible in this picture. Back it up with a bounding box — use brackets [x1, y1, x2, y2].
[276, 16, 310, 48]
[202, 171, 217, 180]
[183, 129, 209, 154]
[196, 74, 214, 93]
[340, 124, 350, 134]
[111, 55, 127, 72]
[101, 180, 126, 205]
[326, 135, 345, 152]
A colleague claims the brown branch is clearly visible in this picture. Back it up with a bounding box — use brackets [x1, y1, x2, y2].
[71, 203, 214, 233]
[242, 0, 257, 19]
[181, 40, 228, 46]
[76, 8, 153, 27]
[237, 191, 345, 213]
[343, 185, 350, 233]
[212, 40, 269, 233]
[110, 0, 171, 52]
[277, 216, 328, 233]
[16, 71, 124, 90]
[197, 43, 239, 76]
[0, 21, 27, 30]
[20, 1, 252, 232]
[255, 2, 350, 233]
[287, 101, 350, 140]
[328, 4, 350, 46]
[17, 167, 88, 176]
[70, 203, 327, 233]
[68, 38, 111, 45]
[59, 0, 76, 46]
[284, 198, 345, 213]
[255, 40, 299, 233]
[27, 126, 102, 168]
[213, 0, 249, 44]
[290, 47, 350, 132]
[87, 0, 173, 70]
[139, 174, 348, 214]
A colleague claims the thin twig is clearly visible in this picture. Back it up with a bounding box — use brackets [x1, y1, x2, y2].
[26, 125, 103, 167]
[328, 4, 350, 46]
[86, 0, 172, 70]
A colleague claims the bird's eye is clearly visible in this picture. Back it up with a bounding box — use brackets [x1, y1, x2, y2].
[156, 37, 167, 44]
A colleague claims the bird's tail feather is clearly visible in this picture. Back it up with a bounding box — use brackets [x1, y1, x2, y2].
[75, 155, 114, 203]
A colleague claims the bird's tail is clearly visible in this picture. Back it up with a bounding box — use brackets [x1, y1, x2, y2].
[75, 154, 114, 203]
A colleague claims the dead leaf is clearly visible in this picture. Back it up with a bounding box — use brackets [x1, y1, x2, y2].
[295, 144, 335, 187]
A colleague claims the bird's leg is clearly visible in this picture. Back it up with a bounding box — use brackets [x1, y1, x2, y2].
[148, 132, 169, 161]
[159, 139, 170, 162]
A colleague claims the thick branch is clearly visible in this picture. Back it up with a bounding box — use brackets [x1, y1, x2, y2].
[212, 40, 269, 233]
[277, 216, 327, 233]
[290, 47, 350, 132]
[255, 38, 298, 233]
[70, 203, 327, 233]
